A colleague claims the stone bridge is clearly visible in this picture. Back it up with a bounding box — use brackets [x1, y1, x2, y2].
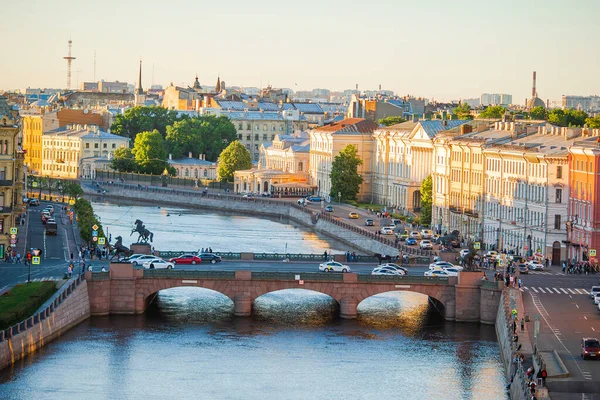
[85, 263, 502, 323]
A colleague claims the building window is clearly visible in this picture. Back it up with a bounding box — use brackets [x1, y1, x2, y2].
[554, 214, 561, 230]
[262, 134, 267, 140]
[254, 134, 258, 141]
[85, 143, 89, 149]
[94, 143, 99, 149]
[556, 166, 562, 179]
[238, 123, 242, 130]
[263, 124, 267, 130]
[246, 135, 251, 141]
[246, 124, 251, 130]
[112, 143, 116, 149]
[238, 134, 243, 140]
[556, 188, 562, 203]
[271, 135, 275, 140]
[204, 169, 208, 177]
[103, 143, 107, 148]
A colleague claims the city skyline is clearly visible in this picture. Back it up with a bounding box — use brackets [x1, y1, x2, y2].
[2, 0, 599, 103]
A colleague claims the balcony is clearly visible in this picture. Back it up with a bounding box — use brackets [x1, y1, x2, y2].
[0, 206, 12, 214]
[0, 180, 13, 187]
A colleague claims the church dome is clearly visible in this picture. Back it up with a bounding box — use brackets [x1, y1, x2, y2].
[527, 97, 545, 109]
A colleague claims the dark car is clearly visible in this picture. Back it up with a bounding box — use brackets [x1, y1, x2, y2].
[405, 238, 417, 246]
[169, 254, 202, 265]
[45, 221, 58, 235]
[582, 338, 600, 359]
[308, 196, 322, 202]
[324, 205, 334, 212]
[365, 218, 374, 226]
[518, 264, 529, 274]
[199, 253, 222, 264]
[29, 198, 40, 206]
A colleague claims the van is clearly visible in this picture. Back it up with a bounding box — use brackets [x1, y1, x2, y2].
[46, 221, 58, 235]
[590, 286, 600, 299]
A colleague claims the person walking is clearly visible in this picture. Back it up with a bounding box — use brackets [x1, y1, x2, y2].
[541, 368, 547, 387]
[16, 252, 21, 264]
[520, 318, 525, 332]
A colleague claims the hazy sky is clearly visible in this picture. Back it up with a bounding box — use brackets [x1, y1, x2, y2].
[2, 0, 599, 104]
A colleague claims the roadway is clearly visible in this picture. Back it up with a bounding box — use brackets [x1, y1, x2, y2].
[519, 267, 600, 397]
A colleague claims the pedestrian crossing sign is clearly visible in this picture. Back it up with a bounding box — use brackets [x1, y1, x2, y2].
[98, 237, 105, 245]
[32, 256, 40, 265]
[474, 242, 480, 250]
[590, 249, 597, 257]
[9, 227, 17, 235]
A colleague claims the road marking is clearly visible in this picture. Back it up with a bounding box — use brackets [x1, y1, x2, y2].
[560, 288, 569, 294]
[584, 316, 587, 320]
[43, 228, 47, 259]
[581, 289, 589, 294]
[574, 289, 584, 295]
[576, 304, 579, 309]
[538, 287, 545, 293]
[568, 288, 577, 294]
[546, 287, 554, 293]
[553, 288, 561, 294]
[593, 327, 596, 332]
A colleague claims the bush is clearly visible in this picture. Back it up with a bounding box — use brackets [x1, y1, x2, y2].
[0, 282, 57, 330]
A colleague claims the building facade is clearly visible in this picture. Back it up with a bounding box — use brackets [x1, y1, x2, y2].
[168, 153, 218, 180]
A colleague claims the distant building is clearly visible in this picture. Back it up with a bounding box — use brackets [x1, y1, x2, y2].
[168, 153, 217, 180]
[462, 98, 480, 108]
[562, 95, 600, 112]
[97, 81, 129, 93]
[347, 95, 413, 121]
[480, 93, 512, 106]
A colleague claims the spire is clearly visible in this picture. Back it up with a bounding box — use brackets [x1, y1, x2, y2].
[215, 75, 221, 93]
[193, 73, 202, 90]
[137, 59, 143, 95]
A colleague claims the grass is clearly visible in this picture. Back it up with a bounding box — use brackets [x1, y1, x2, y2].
[0, 281, 57, 330]
[346, 201, 386, 211]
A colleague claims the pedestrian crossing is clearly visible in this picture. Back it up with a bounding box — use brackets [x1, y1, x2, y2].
[524, 286, 590, 295]
[527, 271, 557, 275]
[29, 276, 63, 282]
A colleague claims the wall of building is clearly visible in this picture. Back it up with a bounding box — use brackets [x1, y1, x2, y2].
[0, 278, 90, 371]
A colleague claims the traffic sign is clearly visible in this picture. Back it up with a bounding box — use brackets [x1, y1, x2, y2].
[32, 256, 40, 265]
[10, 234, 16, 239]
[10, 227, 17, 235]
[69, 199, 76, 205]
[524, 245, 529, 250]
[92, 224, 99, 231]
[473, 242, 480, 250]
[31, 181, 38, 188]
[10, 239, 16, 245]
[590, 249, 597, 257]
[92, 236, 98, 242]
[299, 280, 304, 285]
[98, 237, 105, 245]
[92, 230, 98, 237]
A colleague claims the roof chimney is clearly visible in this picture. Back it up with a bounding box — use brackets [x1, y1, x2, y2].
[188, 152, 192, 158]
[532, 71, 537, 97]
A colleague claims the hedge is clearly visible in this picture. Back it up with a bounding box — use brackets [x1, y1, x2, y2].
[0, 282, 57, 330]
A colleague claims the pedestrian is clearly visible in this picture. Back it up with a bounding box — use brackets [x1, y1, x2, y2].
[101, 266, 106, 272]
[541, 368, 547, 387]
[16, 252, 21, 264]
[208, 247, 212, 253]
[513, 320, 517, 334]
[70, 251, 74, 261]
[520, 318, 525, 332]
[88, 265, 93, 272]
[68, 264, 73, 278]
[151, 247, 155, 256]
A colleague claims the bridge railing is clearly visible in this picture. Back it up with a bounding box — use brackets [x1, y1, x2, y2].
[481, 280, 502, 290]
[143, 270, 236, 279]
[252, 271, 344, 281]
[88, 272, 110, 280]
[157, 251, 243, 260]
[358, 275, 449, 284]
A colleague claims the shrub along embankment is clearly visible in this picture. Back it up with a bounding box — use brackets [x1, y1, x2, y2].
[0, 282, 57, 330]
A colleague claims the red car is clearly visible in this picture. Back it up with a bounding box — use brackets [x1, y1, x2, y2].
[582, 337, 600, 360]
[168, 254, 202, 265]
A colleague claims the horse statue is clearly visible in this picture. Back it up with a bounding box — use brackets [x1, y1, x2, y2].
[131, 219, 154, 244]
[109, 236, 133, 260]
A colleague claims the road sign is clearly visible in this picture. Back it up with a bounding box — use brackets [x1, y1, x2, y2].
[98, 237, 105, 245]
[31, 181, 38, 188]
[474, 242, 480, 250]
[32, 256, 40, 265]
[590, 249, 597, 257]
[69, 199, 76, 205]
[524, 245, 529, 250]
[92, 230, 98, 237]
[92, 236, 98, 242]
[10, 239, 16, 245]
[9, 227, 17, 235]
[10, 234, 16, 239]
[92, 224, 99, 231]
[299, 280, 304, 285]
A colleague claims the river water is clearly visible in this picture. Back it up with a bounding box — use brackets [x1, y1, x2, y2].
[0, 289, 507, 399]
[87, 198, 351, 254]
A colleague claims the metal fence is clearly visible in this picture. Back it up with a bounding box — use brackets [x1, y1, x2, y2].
[357, 275, 449, 284]
[95, 171, 234, 191]
[252, 271, 344, 281]
[143, 270, 236, 279]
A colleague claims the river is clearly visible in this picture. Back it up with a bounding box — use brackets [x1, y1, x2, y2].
[87, 197, 352, 254]
[0, 289, 507, 399]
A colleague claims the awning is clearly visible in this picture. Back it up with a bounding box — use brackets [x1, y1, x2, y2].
[270, 182, 316, 189]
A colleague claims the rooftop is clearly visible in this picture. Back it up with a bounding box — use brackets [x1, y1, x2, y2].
[313, 118, 379, 134]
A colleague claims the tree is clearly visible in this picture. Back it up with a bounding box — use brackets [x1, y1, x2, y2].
[529, 106, 547, 120]
[73, 198, 104, 244]
[453, 103, 473, 120]
[548, 108, 589, 127]
[132, 130, 169, 175]
[378, 116, 407, 127]
[478, 105, 506, 119]
[110, 147, 137, 173]
[419, 175, 433, 226]
[330, 145, 363, 201]
[111, 106, 182, 141]
[217, 141, 252, 182]
[165, 115, 237, 161]
[585, 115, 600, 129]
[61, 180, 83, 199]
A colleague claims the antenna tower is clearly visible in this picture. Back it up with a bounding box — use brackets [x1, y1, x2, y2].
[63, 38, 76, 90]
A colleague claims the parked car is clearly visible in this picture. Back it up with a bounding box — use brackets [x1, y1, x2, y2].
[420, 229, 433, 239]
[379, 263, 409, 274]
[324, 205, 334, 212]
[518, 264, 529, 274]
[319, 261, 351, 273]
[429, 261, 455, 270]
[308, 196, 322, 202]
[581, 338, 600, 360]
[169, 254, 202, 265]
[527, 261, 544, 271]
[142, 258, 174, 269]
[29, 198, 40, 206]
[365, 218, 374, 226]
[590, 286, 600, 299]
[409, 231, 421, 240]
[419, 240, 433, 250]
[371, 266, 405, 276]
[405, 238, 417, 246]
[198, 253, 222, 264]
[380, 227, 395, 235]
[424, 269, 455, 277]
[348, 212, 359, 219]
[126, 254, 159, 266]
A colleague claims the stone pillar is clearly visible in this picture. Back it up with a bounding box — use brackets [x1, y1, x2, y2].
[233, 295, 252, 317]
[130, 243, 151, 255]
[454, 272, 482, 322]
[480, 285, 502, 324]
[340, 297, 358, 319]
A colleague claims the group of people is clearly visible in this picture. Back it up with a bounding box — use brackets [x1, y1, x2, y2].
[199, 247, 213, 254]
[562, 260, 597, 274]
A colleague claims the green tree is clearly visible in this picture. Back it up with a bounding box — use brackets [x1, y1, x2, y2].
[165, 115, 236, 161]
[60, 180, 83, 199]
[378, 116, 407, 127]
[110, 147, 138, 173]
[529, 106, 547, 120]
[217, 141, 252, 182]
[73, 198, 104, 244]
[478, 105, 506, 119]
[111, 106, 182, 141]
[330, 145, 363, 201]
[548, 108, 589, 127]
[419, 175, 433, 226]
[453, 103, 473, 120]
[585, 115, 600, 129]
[132, 130, 169, 175]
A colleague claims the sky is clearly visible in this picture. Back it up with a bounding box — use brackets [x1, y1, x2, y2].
[1, 0, 599, 104]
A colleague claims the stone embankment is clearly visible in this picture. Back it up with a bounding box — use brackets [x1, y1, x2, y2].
[87, 183, 433, 260]
[0, 276, 90, 371]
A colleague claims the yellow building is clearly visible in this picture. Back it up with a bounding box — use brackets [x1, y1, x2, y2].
[21, 112, 59, 175]
[0, 96, 24, 259]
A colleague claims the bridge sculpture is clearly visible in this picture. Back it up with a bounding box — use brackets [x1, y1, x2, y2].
[131, 219, 154, 244]
[85, 264, 502, 323]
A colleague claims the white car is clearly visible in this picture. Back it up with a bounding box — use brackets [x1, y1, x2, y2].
[419, 240, 433, 250]
[460, 249, 470, 258]
[429, 261, 455, 270]
[319, 261, 351, 273]
[594, 292, 600, 305]
[590, 286, 600, 299]
[444, 267, 462, 275]
[485, 251, 498, 259]
[380, 227, 395, 235]
[371, 266, 406, 276]
[142, 258, 174, 269]
[126, 254, 159, 266]
[420, 229, 433, 239]
[424, 269, 456, 277]
[527, 261, 544, 271]
[409, 231, 421, 240]
[379, 263, 409, 274]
